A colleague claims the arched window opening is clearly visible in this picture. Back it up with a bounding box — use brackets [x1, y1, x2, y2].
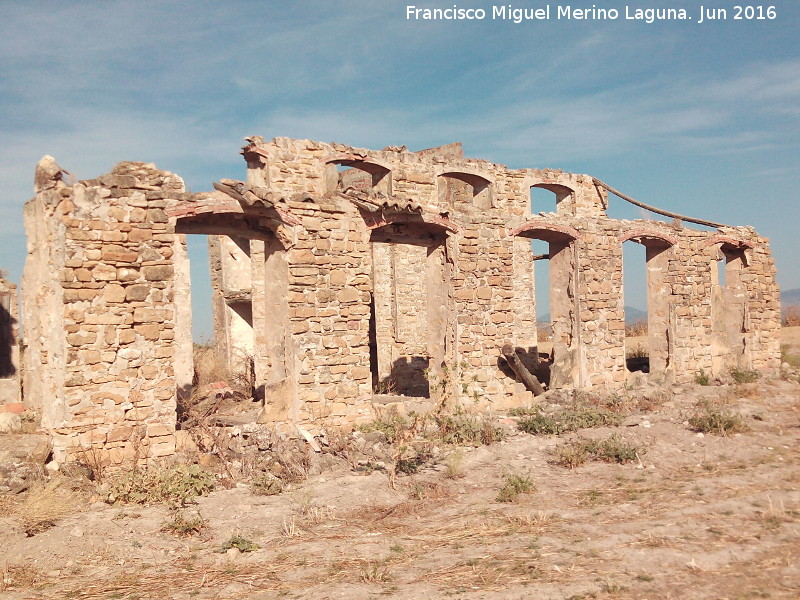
[530, 184, 573, 216]
[438, 172, 493, 209]
[326, 159, 391, 196]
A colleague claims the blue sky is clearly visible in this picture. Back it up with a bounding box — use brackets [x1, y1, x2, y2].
[1, 0, 798, 338]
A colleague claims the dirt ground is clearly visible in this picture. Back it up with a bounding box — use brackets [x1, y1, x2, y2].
[1, 331, 799, 600]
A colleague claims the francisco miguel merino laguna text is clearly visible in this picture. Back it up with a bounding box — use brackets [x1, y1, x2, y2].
[405, 4, 776, 24]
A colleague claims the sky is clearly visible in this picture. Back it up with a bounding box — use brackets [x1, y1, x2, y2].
[1, 0, 798, 339]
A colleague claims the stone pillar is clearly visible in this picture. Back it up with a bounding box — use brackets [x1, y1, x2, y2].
[22, 159, 185, 465]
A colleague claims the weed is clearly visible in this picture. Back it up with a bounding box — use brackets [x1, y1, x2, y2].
[358, 412, 409, 444]
[106, 464, 215, 507]
[552, 440, 590, 468]
[729, 367, 760, 384]
[162, 510, 206, 537]
[586, 434, 643, 463]
[497, 471, 535, 503]
[433, 410, 504, 446]
[553, 434, 644, 467]
[517, 406, 622, 436]
[219, 535, 259, 553]
[360, 559, 392, 583]
[444, 450, 465, 479]
[689, 405, 749, 436]
[251, 472, 284, 496]
[695, 370, 711, 386]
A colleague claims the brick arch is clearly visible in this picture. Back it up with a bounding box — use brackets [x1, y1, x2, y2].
[324, 154, 393, 173]
[618, 228, 677, 247]
[530, 182, 575, 196]
[508, 220, 580, 243]
[359, 210, 460, 235]
[702, 235, 755, 251]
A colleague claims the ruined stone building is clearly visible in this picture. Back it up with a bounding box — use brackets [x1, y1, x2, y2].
[19, 138, 781, 465]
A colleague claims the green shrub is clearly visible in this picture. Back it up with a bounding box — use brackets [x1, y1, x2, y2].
[584, 434, 642, 463]
[689, 407, 749, 436]
[729, 367, 759, 384]
[219, 535, 259, 553]
[497, 471, 534, 503]
[694, 370, 710, 386]
[107, 464, 215, 507]
[432, 411, 504, 446]
[517, 406, 622, 436]
[551, 440, 590, 468]
[358, 413, 409, 443]
[552, 435, 644, 467]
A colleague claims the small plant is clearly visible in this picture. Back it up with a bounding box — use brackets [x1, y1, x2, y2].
[694, 370, 710, 386]
[359, 559, 392, 582]
[251, 472, 284, 496]
[12, 477, 87, 537]
[497, 471, 534, 503]
[689, 405, 749, 436]
[729, 367, 760, 384]
[106, 464, 215, 507]
[162, 510, 206, 537]
[444, 450, 465, 479]
[219, 535, 259, 553]
[552, 440, 590, 468]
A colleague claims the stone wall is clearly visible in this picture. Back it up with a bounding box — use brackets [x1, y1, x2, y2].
[22, 138, 781, 464]
[0, 277, 20, 404]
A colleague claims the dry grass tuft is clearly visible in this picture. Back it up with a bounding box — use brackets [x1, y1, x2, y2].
[0, 564, 49, 592]
[625, 321, 648, 337]
[11, 476, 87, 536]
[783, 305, 800, 327]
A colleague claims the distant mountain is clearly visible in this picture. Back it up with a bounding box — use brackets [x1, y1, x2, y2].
[782, 288, 800, 307]
[539, 306, 647, 325]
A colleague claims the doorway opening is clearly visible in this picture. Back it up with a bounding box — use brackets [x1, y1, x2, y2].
[369, 223, 448, 398]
